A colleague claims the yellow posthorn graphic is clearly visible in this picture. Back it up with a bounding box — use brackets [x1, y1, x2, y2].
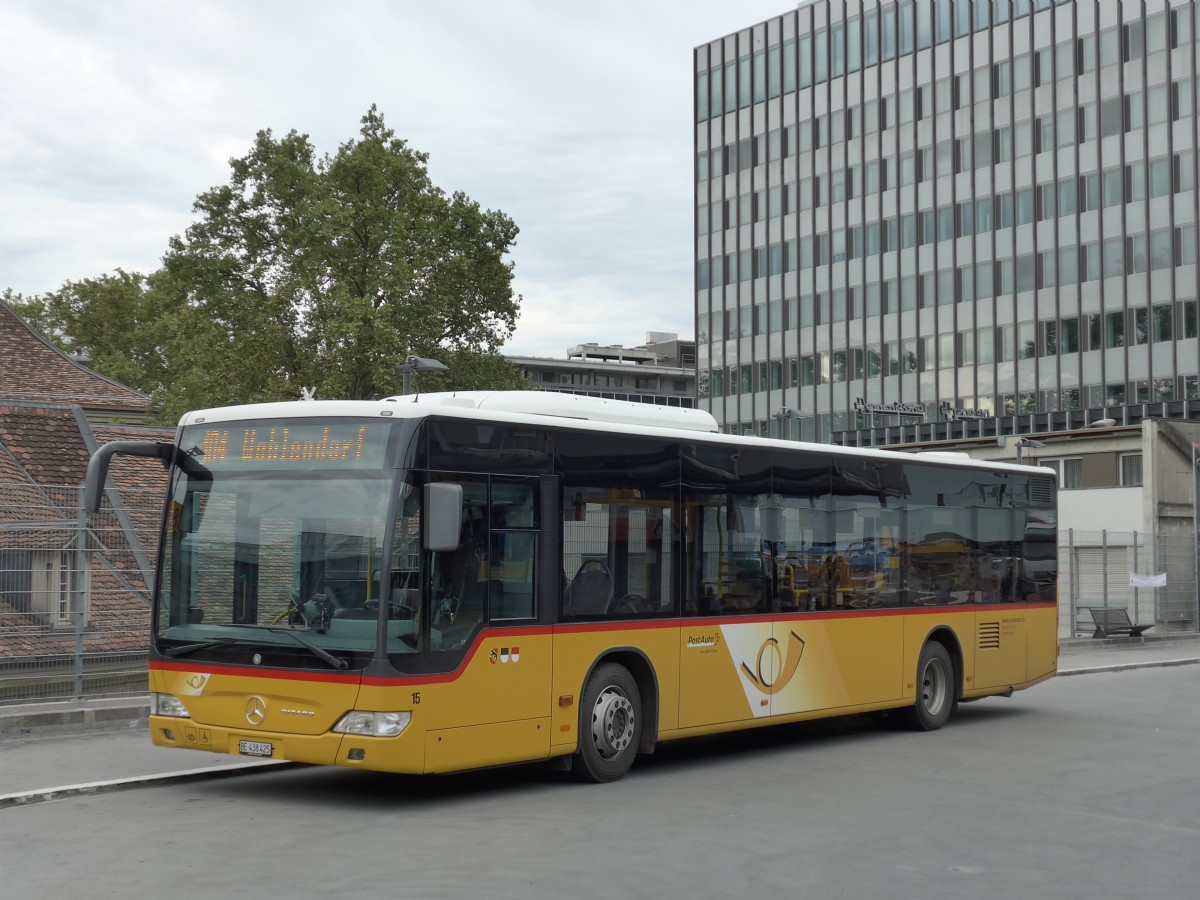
[740, 631, 806, 695]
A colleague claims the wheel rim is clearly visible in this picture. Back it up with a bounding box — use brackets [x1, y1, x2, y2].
[919, 656, 949, 717]
[590, 685, 635, 760]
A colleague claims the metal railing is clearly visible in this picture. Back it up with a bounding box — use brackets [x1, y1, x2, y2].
[0, 483, 159, 706]
[1060, 529, 1199, 637]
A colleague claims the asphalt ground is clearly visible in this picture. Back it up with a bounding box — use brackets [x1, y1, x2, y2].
[2, 633, 1198, 807]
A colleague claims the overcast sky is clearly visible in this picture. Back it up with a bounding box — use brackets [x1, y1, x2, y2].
[0, 0, 792, 358]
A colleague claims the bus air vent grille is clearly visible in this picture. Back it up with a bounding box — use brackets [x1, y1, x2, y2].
[978, 622, 1001, 650]
[1029, 479, 1055, 506]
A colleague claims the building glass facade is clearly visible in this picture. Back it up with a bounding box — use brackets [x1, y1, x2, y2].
[695, 0, 1200, 444]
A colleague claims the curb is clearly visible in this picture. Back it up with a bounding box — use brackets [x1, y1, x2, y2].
[0, 702, 149, 742]
[0, 760, 297, 809]
[1057, 657, 1200, 677]
[1058, 635, 1200, 652]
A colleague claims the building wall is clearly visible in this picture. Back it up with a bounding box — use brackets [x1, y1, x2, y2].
[1144, 418, 1200, 538]
[508, 337, 697, 408]
[1059, 485, 1142, 532]
[695, 0, 1200, 444]
[908, 418, 1200, 630]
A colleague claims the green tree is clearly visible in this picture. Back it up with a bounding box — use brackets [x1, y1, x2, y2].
[22, 272, 177, 398]
[160, 105, 523, 414]
[2, 289, 55, 339]
[434, 347, 531, 394]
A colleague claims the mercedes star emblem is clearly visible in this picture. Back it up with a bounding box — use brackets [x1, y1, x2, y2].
[245, 695, 267, 726]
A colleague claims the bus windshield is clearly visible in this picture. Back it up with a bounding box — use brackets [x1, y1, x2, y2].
[155, 419, 398, 668]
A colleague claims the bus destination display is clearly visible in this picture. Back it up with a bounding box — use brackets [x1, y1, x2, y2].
[188, 422, 390, 469]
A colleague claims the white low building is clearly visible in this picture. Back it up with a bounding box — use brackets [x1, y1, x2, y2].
[508, 333, 697, 408]
[902, 418, 1200, 637]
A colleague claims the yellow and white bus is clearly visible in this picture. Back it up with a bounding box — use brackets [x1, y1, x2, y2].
[86, 391, 1058, 782]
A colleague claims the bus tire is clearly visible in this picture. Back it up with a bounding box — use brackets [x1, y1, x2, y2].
[574, 662, 641, 783]
[905, 641, 954, 731]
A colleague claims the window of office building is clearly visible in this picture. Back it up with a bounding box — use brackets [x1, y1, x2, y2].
[1017, 189, 1035, 225]
[1079, 104, 1098, 142]
[1059, 177, 1077, 215]
[1106, 311, 1126, 348]
[1103, 168, 1123, 207]
[1039, 250, 1058, 288]
[1179, 151, 1196, 191]
[1179, 300, 1199, 338]
[977, 326, 995, 364]
[1120, 454, 1144, 487]
[1104, 238, 1125, 279]
[1079, 173, 1100, 212]
[1040, 320, 1058, 356]
[1042, 458, 1083, 490]
[1131, 307, 1150, 345]
[1151, 304, 1173, 342]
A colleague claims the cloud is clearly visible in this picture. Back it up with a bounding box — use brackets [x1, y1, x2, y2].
[1, 0, 786, 357]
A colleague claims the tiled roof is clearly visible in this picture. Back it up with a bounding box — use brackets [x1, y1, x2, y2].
[0, 408, 170, 505]
[0, 405, 93, 485]
[0, 451, 58, 519]
[0, 563, 151, 656]
[1, 298, 172, 661]
[0, 298, 149, 414]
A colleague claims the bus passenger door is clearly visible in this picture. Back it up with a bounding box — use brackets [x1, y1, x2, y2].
[678, 490, 775, 729]
[765, 458, 906, 718]
[421, 475, 552, 771]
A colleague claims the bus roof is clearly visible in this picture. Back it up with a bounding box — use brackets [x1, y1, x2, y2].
[389, 391, 721, 432]
[177, 392, 1055, 479]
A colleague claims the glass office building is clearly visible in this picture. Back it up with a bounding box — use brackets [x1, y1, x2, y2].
[695, 0, 1200, 445]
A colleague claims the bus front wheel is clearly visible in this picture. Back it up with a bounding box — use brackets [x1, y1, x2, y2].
[905, 641, 955, 731]
[575, 662, 641, 783]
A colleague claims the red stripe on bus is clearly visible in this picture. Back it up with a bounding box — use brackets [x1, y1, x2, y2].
[150, 659, 361, 684]
[151, 600, 1055, 687]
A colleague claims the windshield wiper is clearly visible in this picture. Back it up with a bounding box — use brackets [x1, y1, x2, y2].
[266, 628, 348, 669]
[162, 631, 348, 670]
[163, 637, 242, 658]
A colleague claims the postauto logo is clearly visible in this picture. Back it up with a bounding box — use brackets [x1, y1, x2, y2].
[740, 631, 806, 696]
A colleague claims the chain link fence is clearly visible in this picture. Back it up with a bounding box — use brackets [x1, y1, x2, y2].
[0, 483, 160, 705]
[1060, 529, 1199, 637]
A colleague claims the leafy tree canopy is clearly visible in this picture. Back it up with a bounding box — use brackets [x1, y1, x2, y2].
[6, 107, 526, 422]
[5, 272, 175, 399]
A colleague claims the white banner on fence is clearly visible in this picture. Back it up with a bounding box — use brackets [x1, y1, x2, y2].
[1129, 571, 1167, 588]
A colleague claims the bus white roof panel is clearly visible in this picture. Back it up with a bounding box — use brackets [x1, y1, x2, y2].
[177, 392, 1054, 479]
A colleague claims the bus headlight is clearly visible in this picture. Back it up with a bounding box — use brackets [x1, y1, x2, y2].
[151, 693, 191, 718]
[332, 711, 411, 737]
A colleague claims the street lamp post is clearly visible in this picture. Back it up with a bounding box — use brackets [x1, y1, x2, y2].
[771, 408, 810, 440]
[1014, 437, 1047, 465]
[397, 356, 449, 396]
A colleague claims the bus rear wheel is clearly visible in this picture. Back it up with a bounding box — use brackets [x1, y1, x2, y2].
[574, 662, 641, 783]
[905, 641, 955, 731]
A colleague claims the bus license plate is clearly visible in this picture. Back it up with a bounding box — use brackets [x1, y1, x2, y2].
[239, 740, 273, 758]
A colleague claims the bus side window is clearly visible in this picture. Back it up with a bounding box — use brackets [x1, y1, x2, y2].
[440, 486, 489, 627]
[490, 530, 536, 619]
[682, 494, 764, 615]
[561, 487, 677, 619]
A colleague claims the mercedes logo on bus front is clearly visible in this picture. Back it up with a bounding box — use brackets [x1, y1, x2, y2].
[245, 695, 267, 726]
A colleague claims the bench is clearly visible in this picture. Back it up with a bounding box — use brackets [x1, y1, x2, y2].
[1088, 607, 1155, 639]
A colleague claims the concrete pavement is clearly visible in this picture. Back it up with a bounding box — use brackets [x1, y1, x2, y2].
[1052, 631, 1200, 675]
[2, 633, 1198, 807]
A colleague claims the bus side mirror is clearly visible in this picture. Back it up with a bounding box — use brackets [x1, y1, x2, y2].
[424, 483, 463, 552]
[85, 440, 176, 513]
